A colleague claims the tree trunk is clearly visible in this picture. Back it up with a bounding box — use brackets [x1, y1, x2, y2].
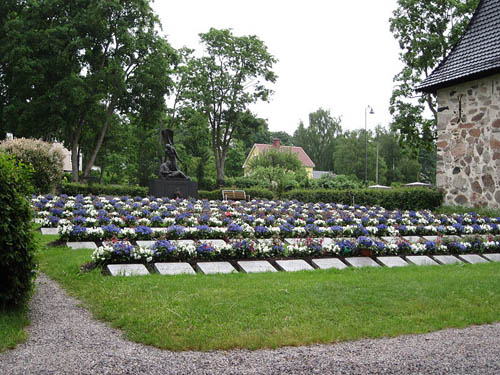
[70, 120, 84, 182]
[82, 100, 115, 180]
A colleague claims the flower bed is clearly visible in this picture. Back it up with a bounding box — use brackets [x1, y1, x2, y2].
[33, 194, 500, 242]
[89, 236, 500, 266]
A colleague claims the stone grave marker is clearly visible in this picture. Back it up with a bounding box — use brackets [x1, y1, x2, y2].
[199, 239, 227, 248]
[406, 256, 439, 266]
[154, 262, 196, 275]
[377, 256, 408, 268]
[275, 259, 314, 272]
[344, 257, 380, 268]
[237, 261, 277, 273]
[196, 262, 236, 274]
[433, 255, 462, 265]
[458, 254, 489, 264]
[482, 253, 500, 262]
[107, 264, 149, 276]
[311, 258, 348, 270]
[381, 236, 399, 243]
[421, 236, 440, 242]
[136, 240, 156, 248]
[284, 238, 302, 245]
[41, 228, 59, 235]
[66, 242, 97, 250]
[171, 240, 195, 246]
[402, 236, 423, 243]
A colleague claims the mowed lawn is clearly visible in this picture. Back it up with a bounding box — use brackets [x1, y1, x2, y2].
[36, 236, 500, 351]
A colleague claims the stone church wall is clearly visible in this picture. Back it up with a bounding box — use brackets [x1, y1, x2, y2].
[436, 73, 500, 208]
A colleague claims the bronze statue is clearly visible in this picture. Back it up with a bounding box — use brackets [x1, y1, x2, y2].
[159, 129, 189, 180]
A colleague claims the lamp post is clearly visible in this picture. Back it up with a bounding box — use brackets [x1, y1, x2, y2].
[364, 105, 374, 184]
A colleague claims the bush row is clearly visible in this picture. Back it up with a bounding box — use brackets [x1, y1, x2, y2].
[282, 188, 444, 210]
[0, 152, 37, 308]
[61, 182, 148, 197]
[198, 188, 274, 201]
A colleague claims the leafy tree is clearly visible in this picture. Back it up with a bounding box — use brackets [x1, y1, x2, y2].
[389, 0, 478, 148]
[184, 28, 277, 187]
[332, 130, 388, 185]
[293, 108, 342, 171]
[270, 131, 294, 146]
[1, 0, 176, 182]
[246, 148, 304, 173]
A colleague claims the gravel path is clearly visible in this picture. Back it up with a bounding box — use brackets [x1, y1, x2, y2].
[1, 273, 499, 375]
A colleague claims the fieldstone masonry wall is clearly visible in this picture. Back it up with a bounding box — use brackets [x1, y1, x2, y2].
[436, 73, 500, 208]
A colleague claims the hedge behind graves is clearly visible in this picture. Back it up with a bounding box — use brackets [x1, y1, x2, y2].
[0, 152, 37, 308]
[61, 182, 148, 197]
[282, 188, 444, 210]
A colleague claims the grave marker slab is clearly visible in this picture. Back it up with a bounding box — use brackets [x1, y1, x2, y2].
[66, 242, 97, 250]
[458, 254, 489, 264]
[344, 257, 380, 268]
[154, 263, 195, 275]
[381, 236, 399, 243]
[275, 259, 314, 272]
[406, 256, 439, 266]
[402, 236, 423, 243]
[196, 262, 236, 274]
[377, 256, 408, 268]
[41, 228, 59, 235]
[442, 235, 461, 241]
[284, 238, 302, 245]
[171, 240, 195, 247]
[482, 253, 500, 262]
[311, 258, 348, 270]
[422, 236, 440, 242]
[107, 264, 149, 276]
[199, 239, 227, 248]
[237, 261, 277, 273]
[433, 255, 462, 265]
[136, 240, 156, 248]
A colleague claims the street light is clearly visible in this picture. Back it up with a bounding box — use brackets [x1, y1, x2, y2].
[364, 105, 374, 184]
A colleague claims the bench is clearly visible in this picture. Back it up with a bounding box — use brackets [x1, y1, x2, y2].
[222, 190, 247, 201]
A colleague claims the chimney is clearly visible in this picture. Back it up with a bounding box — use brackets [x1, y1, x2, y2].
[272, 138, 280, 148]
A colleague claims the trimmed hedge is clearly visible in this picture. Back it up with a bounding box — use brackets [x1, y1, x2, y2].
[0, 152, 37, 308]
[282, 188, 444, 210]
[61, 182, 148, 197]
[199, 188, 274, 200]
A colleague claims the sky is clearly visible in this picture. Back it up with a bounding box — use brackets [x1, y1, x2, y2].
[151, 0, 404, 135]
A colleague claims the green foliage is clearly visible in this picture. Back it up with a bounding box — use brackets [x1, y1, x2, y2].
[184, 28, 277, 186]
[0, 152, 36, 308]
[1, 0, 176, 180]
[283, 188, 443, 210]
[61, 182, 147, 197]
[389, 0, 479, 148]
[0, 138, 64, 193]
[293, 108, 342, 171]
[246, 148, 304, 172]
[198, 188, 274, 200]
[224, 176, 269, 189]
[310, 174, 361, 190]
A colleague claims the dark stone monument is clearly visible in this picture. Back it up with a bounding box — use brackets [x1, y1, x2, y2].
[148, 129, 198, 199]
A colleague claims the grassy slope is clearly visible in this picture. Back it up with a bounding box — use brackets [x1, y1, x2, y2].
[0, 307, 29, 353]
[38, 237, 500, 351]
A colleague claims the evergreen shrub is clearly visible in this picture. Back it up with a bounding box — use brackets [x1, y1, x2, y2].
[0, 152, 37, 308]
[282, 188, 444, 210]
[61, 182, 148, 197]
[199, 188, 274, 200]
[0, 138, 64, 193]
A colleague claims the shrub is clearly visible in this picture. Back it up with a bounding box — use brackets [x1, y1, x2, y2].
[0, 152, 37, 308]
[61, 182, 148, 197]
[282, 188, 443, 210]
[310, 174, 361, 190]
[0, 138, 64, 194]
[199, 188, 274, 200]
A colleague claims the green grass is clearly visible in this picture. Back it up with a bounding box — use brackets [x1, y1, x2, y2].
[0, 307, 29, 352]
[435, 205, 500, 217]
[37, 236, 500, 351]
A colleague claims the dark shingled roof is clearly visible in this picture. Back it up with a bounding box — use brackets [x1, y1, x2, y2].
[417, 0, 500, 94]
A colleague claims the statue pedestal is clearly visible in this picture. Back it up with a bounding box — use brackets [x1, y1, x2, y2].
[148, 179, 198, 199]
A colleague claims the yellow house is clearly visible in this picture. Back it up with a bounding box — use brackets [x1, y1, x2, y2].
[242, 138, 315, 178]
